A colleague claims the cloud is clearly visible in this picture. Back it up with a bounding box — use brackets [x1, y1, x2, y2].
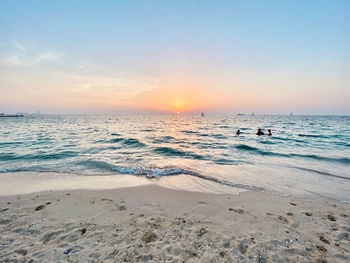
[1, 41, 64, 66]
[61, 71, 161, 100]
[5, 53, 24, 66]
[2, 41, 26, 66]
[13, 40, 25, 51]
[35, 50, 64, 63]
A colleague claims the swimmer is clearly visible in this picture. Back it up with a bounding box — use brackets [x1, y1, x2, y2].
[256, 129, 264, 135]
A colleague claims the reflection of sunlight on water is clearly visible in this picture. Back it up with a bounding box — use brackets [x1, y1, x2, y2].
[0, 115, 350, 200]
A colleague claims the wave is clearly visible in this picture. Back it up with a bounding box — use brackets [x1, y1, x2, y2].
[123, 138, 146, 147]
[181, 130, 199, 135]
[234, 144, 350, 165]
[152, 146, 205, 160]
[140, 129, 154, 132]
[298, 134, 327, 138]
[199, 142, 227, 149]
[210, 133, 227, 139]
[151, 136, 176, 144]
[113, 166, 186, 178]
[213, 158, 238, 165]
[0, 168, 18, 173]
[290, 153, 350, 165]
[107, 138, 124, 143]
[0, 151, 79, 161]
[271, 137, 307, 143]
[0, 141, 23, 147]
[107, 137, 146, 148]
[113, 165, 262, 191]
[292, 166, 350, 181]
[235, 144, 272, 156]
[258, 140, 275, 145]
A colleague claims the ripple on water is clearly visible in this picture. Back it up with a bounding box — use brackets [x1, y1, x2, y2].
[152, 146, 205, 160]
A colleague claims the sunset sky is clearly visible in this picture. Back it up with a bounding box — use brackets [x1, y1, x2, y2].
[0, 0, 349, 114]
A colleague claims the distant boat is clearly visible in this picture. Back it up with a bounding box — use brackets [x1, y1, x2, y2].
[251, 112, 255, 116]
[0, 114, 24, 118]
[290, 112, 293, 116]
[237, 113, 245, 116]
[201, 112, 205, 117]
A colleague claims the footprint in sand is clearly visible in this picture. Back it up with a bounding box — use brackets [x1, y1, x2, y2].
[60, 228, 88, 242]
[198, 227, 208, 237]
[316, 245, 327, 253]
[117, 204, 126, 211]
[266, 213, 289, 224]
[41, 230, 64, 244]
[101, 198, 113, 202]
[319, 233, 330, 244]
[228, 208, 245, 214]
[0, 219, 11, 225]
[238, 239, 254, 254]
[34, 204, 46, 211]
[327, 214, 336, 222]
[277, 215, 289, 224]
[141, 229, 158, 243]
[34, 202, 51, 211]
[15, 249, 27, 256]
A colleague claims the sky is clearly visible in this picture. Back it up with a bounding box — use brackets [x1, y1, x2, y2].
[0, 0, 349, 114]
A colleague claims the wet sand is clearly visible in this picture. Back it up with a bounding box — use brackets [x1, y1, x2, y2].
[0, 184, 349, 262]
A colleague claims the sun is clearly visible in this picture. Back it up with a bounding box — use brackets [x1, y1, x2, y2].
[170, 98, 188, 113]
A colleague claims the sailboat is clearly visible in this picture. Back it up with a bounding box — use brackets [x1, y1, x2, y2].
[201, 112, 205, 117]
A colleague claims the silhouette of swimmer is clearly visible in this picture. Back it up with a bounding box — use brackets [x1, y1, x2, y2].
[256, 129, 264, 135]
[236, 129, 241, 135]
[268, 129, 272, 136]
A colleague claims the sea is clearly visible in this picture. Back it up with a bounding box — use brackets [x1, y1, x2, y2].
[0, 114, 349, 201]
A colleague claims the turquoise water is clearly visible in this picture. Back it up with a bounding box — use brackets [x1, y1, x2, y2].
[0, 114, 349, 200]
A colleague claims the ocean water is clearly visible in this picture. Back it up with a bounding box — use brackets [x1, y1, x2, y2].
[0, 114, 349, 200]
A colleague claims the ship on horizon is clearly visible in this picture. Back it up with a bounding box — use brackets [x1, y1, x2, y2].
[0, 113, 24, 117]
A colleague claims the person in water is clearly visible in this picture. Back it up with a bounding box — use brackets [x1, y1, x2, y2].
[268, 129, 272, 136]
[236, 129, 241, 135]
[256, 129, 264, 135]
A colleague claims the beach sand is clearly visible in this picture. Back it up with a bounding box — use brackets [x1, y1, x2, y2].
[0, 183, 349, 262]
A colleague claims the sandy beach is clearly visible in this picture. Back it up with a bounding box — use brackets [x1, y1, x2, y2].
[1, 180, 349, 262]
[1, 0, 350, 261]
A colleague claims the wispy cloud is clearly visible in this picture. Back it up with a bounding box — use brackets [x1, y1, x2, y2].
[13, 40, 25, 51]
[60, 71, 161, 100]
[5, 53, 24, 66]
[2, 41, 64, 66]
[34, 50, 64, 63]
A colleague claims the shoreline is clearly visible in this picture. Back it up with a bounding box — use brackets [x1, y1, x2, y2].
[1, 171, 348, 203]
[1, 183, 349, 262]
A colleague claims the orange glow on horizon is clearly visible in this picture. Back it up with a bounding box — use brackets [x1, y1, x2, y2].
[127, 82, 250, 114]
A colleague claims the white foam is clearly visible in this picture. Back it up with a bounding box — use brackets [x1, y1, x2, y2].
[113, 166, 186, 178]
